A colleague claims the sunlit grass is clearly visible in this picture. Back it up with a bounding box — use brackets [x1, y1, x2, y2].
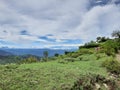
[0, 54, 109, 90]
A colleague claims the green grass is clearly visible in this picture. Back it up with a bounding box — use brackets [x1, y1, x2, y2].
[0, 54, 109, 90]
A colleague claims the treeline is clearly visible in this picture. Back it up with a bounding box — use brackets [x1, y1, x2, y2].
[79, 30, 120, 56]
[0, 55, 41, 64]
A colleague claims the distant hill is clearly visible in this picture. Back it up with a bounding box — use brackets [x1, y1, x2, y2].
[0, 48, 75, 57]
[0, 50, 13, 56]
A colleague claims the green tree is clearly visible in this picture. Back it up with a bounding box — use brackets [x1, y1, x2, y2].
[54, 53, 59, 57]
[96, 37, 109, 43]
[96, 37, 101, 42]
[43, 51, 48, 61]
[112, 30, 120, 38]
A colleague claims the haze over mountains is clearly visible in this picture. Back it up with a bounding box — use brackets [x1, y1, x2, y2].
[0, 50, 13, 56]
[0, 48, 75, 57]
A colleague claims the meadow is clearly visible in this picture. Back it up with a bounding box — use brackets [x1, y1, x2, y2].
[0, 53, 112, 90]
[0, 32, 120, 90]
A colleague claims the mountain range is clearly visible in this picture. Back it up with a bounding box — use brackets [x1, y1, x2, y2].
[0, 48, 75, 57]
[0, 50, 13, 56]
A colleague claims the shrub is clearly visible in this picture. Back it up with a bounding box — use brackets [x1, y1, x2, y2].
[78, 49, 93, 55]
[20, 57, 38, 64]
[64, 51, 71, 55]
[102, 59, 120, 75]
[64, 58, 77, 62]
[54, 53, 59, 57]
[96, 54, 101, 60]
[102, 40, 119, 56]
[71, 53, 81, 58]
[79, 41, 99, 49]
[5, 64, 19, 69]
[71, 73, 118, 90]
[58, 60, 68, 64]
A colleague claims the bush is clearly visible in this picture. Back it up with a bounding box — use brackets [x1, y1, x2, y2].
[78, 49, 93, 55]
[102, 59, 120, 75]
[20, 57, 38, 64]
[71, 73, 118, 90]
[71, 53, 81, 58]
[64, 58, 77, 62]
[5, 64, 19, 69]
[96, 54, 101, 60]
[58, 60, 68, 64]
[102, 40, 119, 56]
[79, 41, 99, 49]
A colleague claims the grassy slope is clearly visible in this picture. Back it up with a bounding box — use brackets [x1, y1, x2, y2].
[0, 53, 110, 90]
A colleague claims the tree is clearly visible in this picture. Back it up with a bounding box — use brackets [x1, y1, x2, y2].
[112, 30, 120, 38]
[65, 51, 70, 55]
[54, 53, 59, 57]
[96, 37, 109, 43]
[96, 37, 101, 42]
[43, 51, 48, 61]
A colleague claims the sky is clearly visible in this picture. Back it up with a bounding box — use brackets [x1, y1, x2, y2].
[0, 0, 120, 49]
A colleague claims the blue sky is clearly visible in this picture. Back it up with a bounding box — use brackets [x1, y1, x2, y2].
[0, 0, 120, 49]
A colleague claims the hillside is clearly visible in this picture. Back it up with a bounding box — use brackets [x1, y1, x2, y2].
[0, 32, 120, 90]
[0, 47, 120, 90]
[0, 56, 109, 90]
[0, 52, 120, 90]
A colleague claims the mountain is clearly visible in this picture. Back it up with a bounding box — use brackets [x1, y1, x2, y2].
[0, 50, 13, 56]
[0, 48, 75, 57]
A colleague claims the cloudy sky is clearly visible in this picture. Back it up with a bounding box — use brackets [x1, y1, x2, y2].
[0, 0, 120, 49]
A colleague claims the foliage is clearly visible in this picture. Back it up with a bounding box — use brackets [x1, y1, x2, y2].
[0, 55, 21, 64]
[112, 30, 120, 38]
[43, 51, 48, 61]
[20, 56, 38, 64]
[102, 58, 120, 74]
[54, 53, 59, 57]
[58, 60, 68, 64]
[70, 52, 81, 58]
[102, 40, 119, 56]
[71, 73, 119, 90]
[96, 36, 109, 43]
[79, 41, 99, 49]
[79, 49, 94, 55]
[0, 55, 41, 65]
[64, 58, 78, 62]
[64, 51, 71, 55]
[0, 59, 109, 90]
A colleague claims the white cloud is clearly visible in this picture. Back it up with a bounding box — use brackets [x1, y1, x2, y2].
[70, 4, 120, 42]
[0, 0, 120, 48]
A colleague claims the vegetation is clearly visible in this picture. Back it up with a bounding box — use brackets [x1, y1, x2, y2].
[96, 36, 109, 43]
[0, 55, 40, 64]
[0, 30, 120, 90]
[71, 73, 119, 90]
[79, 41, 99, 49]
[20, 56, 39, 64]
[0, 59, 108, 90]
[43, 51, 48, 61]
[102, 58, 120, 75]
[112, 30, 120, 38]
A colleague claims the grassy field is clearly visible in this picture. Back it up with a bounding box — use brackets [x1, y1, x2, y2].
[0, 53, 110, 90]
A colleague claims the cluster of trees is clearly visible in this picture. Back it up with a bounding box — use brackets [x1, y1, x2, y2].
[79, 41, 99, 49]
[103, 30, 120, 56]
[79, 30, 120, 56]
[96, 37, 109, 43]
